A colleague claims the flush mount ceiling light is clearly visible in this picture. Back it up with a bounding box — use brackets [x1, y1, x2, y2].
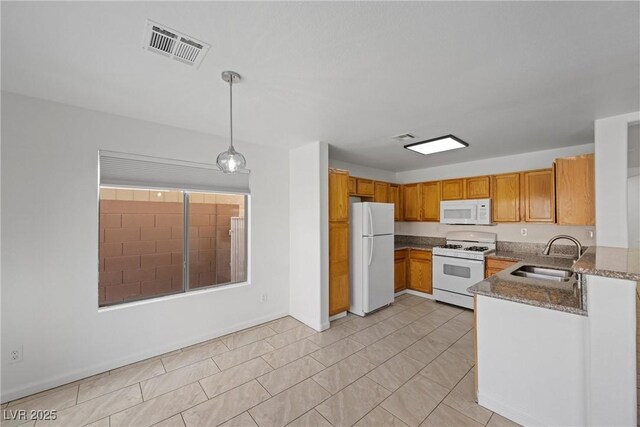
[216, 71, 247, 173]
[404, 134, 468, 155]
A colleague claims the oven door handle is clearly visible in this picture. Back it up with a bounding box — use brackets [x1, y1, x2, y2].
[433, 255, 484, 264]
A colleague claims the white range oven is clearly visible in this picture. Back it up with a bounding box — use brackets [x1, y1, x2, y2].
[432, 231, 497, 309]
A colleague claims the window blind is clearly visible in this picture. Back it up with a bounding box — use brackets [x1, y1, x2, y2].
[99, 151, 250, 194]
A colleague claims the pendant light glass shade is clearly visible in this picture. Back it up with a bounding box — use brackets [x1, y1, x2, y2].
[217, 71, 247, 173]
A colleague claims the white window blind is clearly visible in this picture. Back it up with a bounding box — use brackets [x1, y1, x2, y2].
[99, 151, 250, 194]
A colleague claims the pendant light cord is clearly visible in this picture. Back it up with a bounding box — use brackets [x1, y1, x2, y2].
[229, 77, 234, 149]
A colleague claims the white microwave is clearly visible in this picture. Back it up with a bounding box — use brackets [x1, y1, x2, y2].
[440, 199, 491, 225]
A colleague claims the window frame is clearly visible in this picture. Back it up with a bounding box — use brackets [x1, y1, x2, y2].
[97, 185, 250, 308]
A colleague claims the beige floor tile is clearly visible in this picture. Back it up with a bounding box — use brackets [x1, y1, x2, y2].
[349, 322, 396, 346]
[354, 406, 408, 427]
[152, 414, 185, 427]
[357, 338, 399, 366]
[110, 352, 179, 375]
[329, 313, 356, 328]
[224, 326, 278, 350]
[268, 317, 304, 334]
[162, 341, 228, 372]
[312, 354, 376, 394]
[199, 358, 273, 399]
[402, 333, 452, 366]
[395, 295, 424, 307]
[249, 379, 330, 426]
[310, 338, 364, 367]
[286, 409, 332, 427]
[443, 372, 491, 424]
[140, 359, 219, 400]
[182, 380, 270, 427]
[306, 325, 354, 348]
[380, 376, 449, 427]
[366, 353, 425, 392]
[486, 413, 521, 427]
[447, 331, 475, 363]
[261, 339, 320, 369]
[378, 330, 418, 353]
[420, 403, 482, 427]
[84, 417, 110, 427]
[420, 350, 474, 390]
[36, 384, 142, 427]
[2, 386, 78, 427]
[265, 326, 317, 349]
[405, 302, 439, 317]
[316, 377, 390, 427]
[77, 361, 164, 403]
[378, 314, 412, 331]
[340, 315, 380, 332]
[257, 356, 325, 396]
[213, 340, 275, 370]
[110, 383, 206, 427]
[402, 321, 436, 339]
[220, 412, 258, 427]
[8, 373, 108, 408]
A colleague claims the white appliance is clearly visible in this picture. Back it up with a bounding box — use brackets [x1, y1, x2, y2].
[440, 199, 491, 225]
[350, 202, 395, 316]
[432, 231, 497, 309]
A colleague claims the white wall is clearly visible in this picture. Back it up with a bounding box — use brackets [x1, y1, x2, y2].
[0, 93, 290, 401]
[329, 159, 396, 182]
[628, 176, 640, 248]
[289, 142, 329, 331]
[594, 112, 640, 248]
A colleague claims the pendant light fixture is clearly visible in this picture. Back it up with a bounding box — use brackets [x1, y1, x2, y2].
[216, 71, 247, 173]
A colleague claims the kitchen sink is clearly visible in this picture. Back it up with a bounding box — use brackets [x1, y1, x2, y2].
[510, 265, 574, 282]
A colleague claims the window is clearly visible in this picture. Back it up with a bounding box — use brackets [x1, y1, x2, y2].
[98, 152, 249, 307]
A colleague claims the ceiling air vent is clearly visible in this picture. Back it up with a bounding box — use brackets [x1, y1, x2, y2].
[392, 133, 416, 142]
[143, 20, 210, 68]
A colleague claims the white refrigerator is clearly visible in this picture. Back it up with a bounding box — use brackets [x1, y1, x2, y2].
[349, 202, 395, 316]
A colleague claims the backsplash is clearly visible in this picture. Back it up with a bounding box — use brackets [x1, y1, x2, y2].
[394, 235, 445, 247]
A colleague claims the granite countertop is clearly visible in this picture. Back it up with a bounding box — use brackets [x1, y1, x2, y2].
[573, 246, 640, 281]
[394, 243, 435, 251]
[468, 254, 586, 316]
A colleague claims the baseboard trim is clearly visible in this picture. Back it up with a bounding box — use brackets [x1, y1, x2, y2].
[1, 311, 288, 403]
[401, 289, 435, 300]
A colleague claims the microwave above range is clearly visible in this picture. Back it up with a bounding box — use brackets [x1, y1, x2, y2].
[440, 198, 491, 225]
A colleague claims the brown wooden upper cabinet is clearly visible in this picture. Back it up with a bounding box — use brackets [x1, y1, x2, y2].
[492, 173, 520, 222]
[555, 154, 595, 225]
[329, 222, 350, 316]
[465, 176, 491, 199]
[408, 250, 432, 294]
[348, 176, 356, 195]
[329, 169, 349, 222]
[388, 184, 402, 221]
[420, 181, 441, 221]
[402, 183, 421, 221]
[441, 179, 465, 200]
[521, 169, 555, 223]
[374, 181, 389, 203]
[356, 178, 374, 197]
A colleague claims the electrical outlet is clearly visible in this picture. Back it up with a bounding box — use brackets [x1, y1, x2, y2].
[520, 228, 528, 237]
[260, 293, 268, 303]
[9, 346, 23, 364]
[587, 230, 594, 239]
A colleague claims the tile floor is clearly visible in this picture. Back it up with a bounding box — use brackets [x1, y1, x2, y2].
[2, 295, 521, 427]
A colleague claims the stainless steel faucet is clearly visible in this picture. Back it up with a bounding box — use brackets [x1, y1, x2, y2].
[542, 235, 583, 258]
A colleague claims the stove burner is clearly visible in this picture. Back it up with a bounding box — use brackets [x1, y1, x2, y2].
[438, 244, 463, 249]
[464, 246, 489, 252]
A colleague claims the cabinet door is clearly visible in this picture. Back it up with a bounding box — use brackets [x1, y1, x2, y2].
[420, 181, 441, 221]
[329, 169, 349, 222]
[492, 173, 520, 222]
[522, 169, 555, 222]
[329, 222, 350, 316]
[388, 184, 402, 221]
[394, 250, 407, 292]
[356, 179, 374, 196]
[402, 184, 421, 221]
[374, 182, 389, 203]
[441, 179, 464, 200]
[555, 154, 595, 225]
[485, 257, 518, 278]
[408, 250, 433, 294]
[348, 177, 356, 195]
[465, 176, 491, 199]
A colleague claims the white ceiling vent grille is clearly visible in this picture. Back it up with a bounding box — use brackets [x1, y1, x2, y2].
[143, 20, 210, 68]
[392, 133, 416, 142]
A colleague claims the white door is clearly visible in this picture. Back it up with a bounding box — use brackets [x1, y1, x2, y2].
[362, 234, 394, 313]
[362, 203, 394, 236]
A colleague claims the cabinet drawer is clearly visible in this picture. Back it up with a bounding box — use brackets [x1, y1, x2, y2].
[486, 257, 518, 270]
[410, 249, 432, 260]
[356, 179, 374, 196]
[395, 249, 408, 260]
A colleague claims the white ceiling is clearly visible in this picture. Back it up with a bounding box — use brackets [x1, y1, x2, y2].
[2, 1, 638, 171]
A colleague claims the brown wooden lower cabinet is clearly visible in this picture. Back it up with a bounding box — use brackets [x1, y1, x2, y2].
[394, 249, 408, 292]
[329, 222, 350, 315]
[408, 249, 433, 294]
[484, 257, 518, 278]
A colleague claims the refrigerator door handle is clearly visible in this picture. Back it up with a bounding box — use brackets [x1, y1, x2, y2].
[368, 205, 374, 236]
[368, 236, 374, 266]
